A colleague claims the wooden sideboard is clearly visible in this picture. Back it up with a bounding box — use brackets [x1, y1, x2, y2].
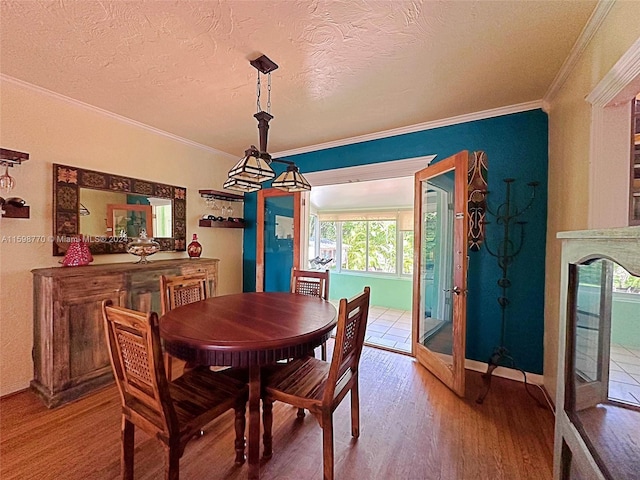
[31, 258, 219, 408]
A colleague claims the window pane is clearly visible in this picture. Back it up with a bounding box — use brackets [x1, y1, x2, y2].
[402, 230, 414, 275]
[341, 221, 367, 271]
[308, 214, 317, 258]
[319, 221, 337, 269]
[368, 221, 396, 273]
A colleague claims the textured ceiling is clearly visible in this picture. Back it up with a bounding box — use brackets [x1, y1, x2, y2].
[0, 0, 597, 157]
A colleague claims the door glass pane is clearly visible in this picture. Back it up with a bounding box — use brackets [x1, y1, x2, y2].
[264, 195, 293, 292]
[574, 260, 605, 384]
[419, 172, 455, 355]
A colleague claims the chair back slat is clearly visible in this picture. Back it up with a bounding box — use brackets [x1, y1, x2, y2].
[116, 326, 155, 397]
[291, 269, 329, 300]
[323, 287, 370, 404]
[102, 301, 177, 435]
[161, 273, 210, 314]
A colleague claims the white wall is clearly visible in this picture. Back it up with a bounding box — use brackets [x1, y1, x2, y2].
[545, 2, 640, 401]
[0, 79, 244, 396]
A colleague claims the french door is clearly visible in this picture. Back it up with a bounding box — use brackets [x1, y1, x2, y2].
[256, 188, 301, 292]
[412, 151, 469, 397]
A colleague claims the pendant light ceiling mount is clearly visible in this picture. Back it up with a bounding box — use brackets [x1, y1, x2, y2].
[249, 55, 279, 74]
[224, 55, 311, 194]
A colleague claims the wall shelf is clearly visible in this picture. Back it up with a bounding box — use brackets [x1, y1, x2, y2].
[1, 204, 30, 218]
[199, 189, 245, 228]
[1, 148, 30, 218]
[199, 219, 245, 228]
[198, 189, 244, 202]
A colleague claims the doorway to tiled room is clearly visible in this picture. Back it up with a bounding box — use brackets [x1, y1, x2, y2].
[307, 176, 416, 355]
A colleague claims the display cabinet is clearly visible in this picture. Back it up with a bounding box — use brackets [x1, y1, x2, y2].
[554, 227, 640, 480]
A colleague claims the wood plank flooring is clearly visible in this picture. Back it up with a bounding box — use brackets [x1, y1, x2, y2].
[0, 345, 554, 480]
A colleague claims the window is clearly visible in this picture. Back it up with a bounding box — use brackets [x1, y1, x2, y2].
[309, 210, 413, 276]
[341, 220, 396, 273]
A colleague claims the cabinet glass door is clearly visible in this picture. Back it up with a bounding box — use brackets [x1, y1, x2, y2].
[568, 259, 612, 412]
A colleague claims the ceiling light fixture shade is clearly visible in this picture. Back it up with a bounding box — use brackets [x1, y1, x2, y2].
[227, 145, 275, 183]
[271, 164, 312, 192]
[223, 176, 262, 193]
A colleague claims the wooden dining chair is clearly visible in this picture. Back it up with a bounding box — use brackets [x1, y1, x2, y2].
[160, 273, 210, 380]
[291, 268, 330, 360]
[262, 286, 370, 480]
[102, 300, 248, 480]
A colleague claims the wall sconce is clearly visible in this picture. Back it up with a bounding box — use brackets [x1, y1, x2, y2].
[224, 55, 310, 193]
[0, 148, 28, 194]
[0, 148, 30, 219]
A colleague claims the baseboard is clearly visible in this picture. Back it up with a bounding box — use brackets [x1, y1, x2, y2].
[0, 384, 30, 400]
[465, 358, 545, 385]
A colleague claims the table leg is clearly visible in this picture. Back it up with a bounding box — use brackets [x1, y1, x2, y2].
[248, 363, 261, 480]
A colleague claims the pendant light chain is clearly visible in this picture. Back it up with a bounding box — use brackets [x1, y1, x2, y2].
[256, 71, 262, 113]
[267, 72, 272, 114]
[255, 72, 271, 114]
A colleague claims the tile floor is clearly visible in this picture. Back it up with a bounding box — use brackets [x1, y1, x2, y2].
[329, 302, 413, 354]
[609, 343, 640, 406]
[365, 305, 413, 353]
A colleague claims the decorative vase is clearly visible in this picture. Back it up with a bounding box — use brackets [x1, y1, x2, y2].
[126, 229, 160, 264]
[188, 233, 202, 258]
[61, 237, 93, 267]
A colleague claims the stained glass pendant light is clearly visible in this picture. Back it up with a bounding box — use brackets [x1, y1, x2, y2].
[271, 163, 312, 192]
[224, 55, 311, 193]
[224, 56, 277, 192]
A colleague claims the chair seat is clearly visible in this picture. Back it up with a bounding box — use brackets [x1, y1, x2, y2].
[261, 287, 370, 480]
[265, 356, 332, 409]
[170, 366, 248, 435]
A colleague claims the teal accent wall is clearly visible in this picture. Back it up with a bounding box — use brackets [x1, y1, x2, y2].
[328, 272, 412, 310]
[244, 109, 548, 374]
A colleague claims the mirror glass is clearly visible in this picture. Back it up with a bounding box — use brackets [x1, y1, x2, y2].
[53, 164, 186, 255]
[79, 189, 172, 238]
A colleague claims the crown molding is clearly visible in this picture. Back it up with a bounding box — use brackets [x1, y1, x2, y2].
[586, 36, 640, 107]
[543, 0, 616, 109]
[274, 100, 543, 159]
[0, 74, 236, 159]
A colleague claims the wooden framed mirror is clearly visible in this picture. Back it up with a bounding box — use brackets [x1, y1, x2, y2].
[52, 164, 186, 255]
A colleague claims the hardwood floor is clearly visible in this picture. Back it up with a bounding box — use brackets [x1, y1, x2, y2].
[0, 345, 554, 479]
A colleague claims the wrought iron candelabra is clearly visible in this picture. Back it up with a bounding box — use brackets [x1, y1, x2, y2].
[475, 178, 544, 406]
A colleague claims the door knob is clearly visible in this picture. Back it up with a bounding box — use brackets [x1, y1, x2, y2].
[444, 286, 462, 295]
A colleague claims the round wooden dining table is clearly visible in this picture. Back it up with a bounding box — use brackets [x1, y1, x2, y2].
[159, 291, 338, 480]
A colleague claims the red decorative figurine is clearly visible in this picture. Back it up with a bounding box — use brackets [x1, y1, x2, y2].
[187, 233, 202, 258]
[61, 237, 93, 266]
